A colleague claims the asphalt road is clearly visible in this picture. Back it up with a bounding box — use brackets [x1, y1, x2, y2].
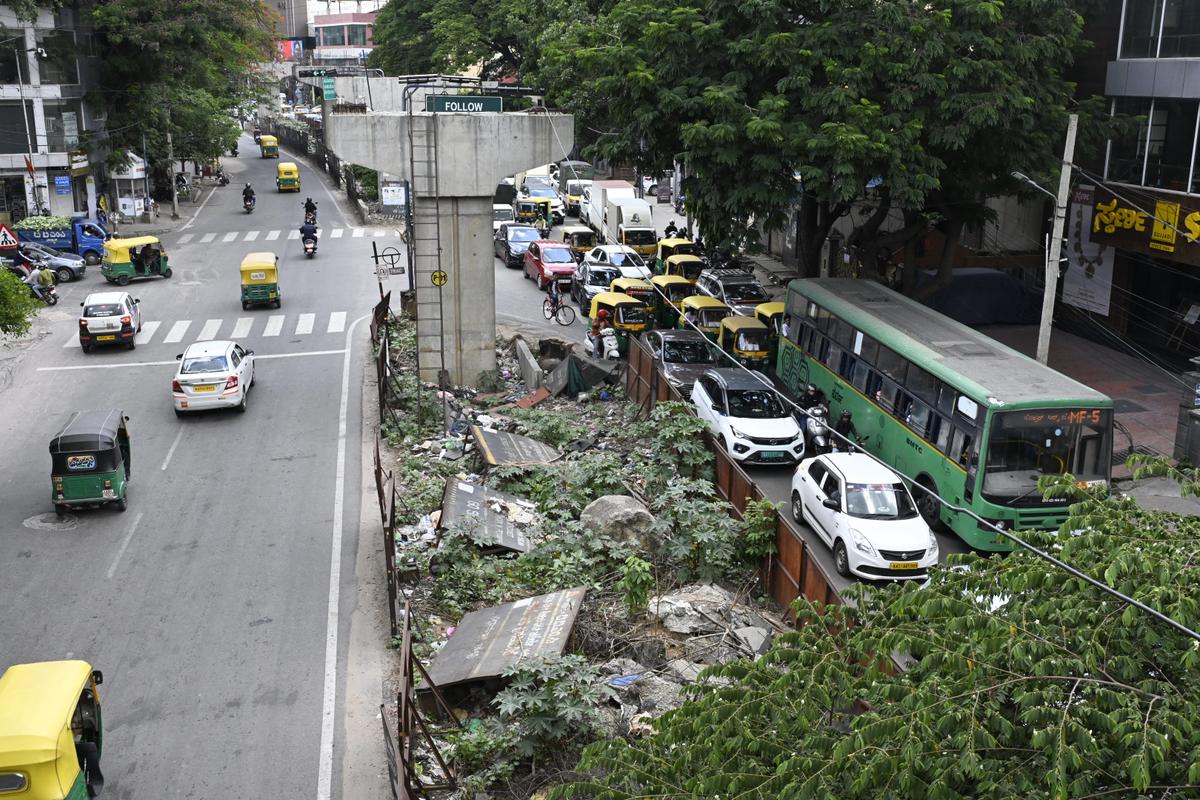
[0, 133, 385, 798]
[493, 199, 972, 599]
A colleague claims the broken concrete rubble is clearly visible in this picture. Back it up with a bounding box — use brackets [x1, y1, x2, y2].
[597, 658, 685, 716]
[649, 583, 739, 635]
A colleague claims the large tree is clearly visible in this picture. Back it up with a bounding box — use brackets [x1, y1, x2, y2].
[555, 461, 1200, 799]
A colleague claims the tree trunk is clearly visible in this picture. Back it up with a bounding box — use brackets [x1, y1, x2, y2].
[797, 196, 847, 278]
[911, 216, 964, 301]
[901, 210, 924, 295]
[848, 190, 891, 279]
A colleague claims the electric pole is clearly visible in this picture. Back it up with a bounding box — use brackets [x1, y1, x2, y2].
[1036, 113, 1078, 366]
[167, 129, 179, 220]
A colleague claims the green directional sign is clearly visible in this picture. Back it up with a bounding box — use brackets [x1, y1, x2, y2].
[322, 76, 336, 99]
[425, 95, 503, 113]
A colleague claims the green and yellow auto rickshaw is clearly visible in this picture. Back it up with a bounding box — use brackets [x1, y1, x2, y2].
[276, 161, 300, 192]
[650, 274, 693, 328]
[560, 225, 595, 262]
[240, 252, 280, 309]
[49, 409, 130, 515]
[718, 316, 772, 371]
[589, 291, 651, 356]
[664, 253, 705, 283]
[0, 660, 105, 800]
[259, 134, 279, 158]
[755, 301, 786, 361]
[514, 199, 548, 234]
[679, 295, 731, 341]
[655, 237, 696, 273]
[100, 236, 171, 285]
[610, 277, 655, 307]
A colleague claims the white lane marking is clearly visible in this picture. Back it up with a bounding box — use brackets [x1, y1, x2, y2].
[317, 313, 366, 800]
[106, 512, 144, 579]
[287, 230, 300, 240]
[135, 321, 162, 344]
[373, 230, 386, 237]
[245, 230, 260, 242]
[162, 320, 192, 344]
[197, 319, 222, 340]
[36, 350, 345, 372]
[200, 232, 216, 244]
[295, 313, 315, 335]
[326, 312, 346, 333]
[160, 427, 185, 471]
[231, 317, 253, 339]
[262, 315, 284, 337]
[222, 232, 238, 243]
[63, 333, 78, 348]
[352, 228, 365, 238]
[330, 228, 344, 239]
[265, 230, 280, 241]
[178, 233, 194, 244]
[180, 184, 218, 231]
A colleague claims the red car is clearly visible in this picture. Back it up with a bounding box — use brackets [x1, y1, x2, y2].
[522, 240, 576, 290]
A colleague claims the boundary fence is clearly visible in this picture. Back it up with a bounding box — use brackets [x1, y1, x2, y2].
[268, 122, 345, 189]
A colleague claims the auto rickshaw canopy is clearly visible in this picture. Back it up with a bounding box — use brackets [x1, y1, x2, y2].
[755, 301, 785, 326]
[240, 252, 279, 285]
[651, 274, 693, 301]
[276, 162, 299, 179]
[49, 409, 127, 455]
[720, 315, 770, 348]
[610, 277, 653, 299]
[657, 237, 696, 262]
[590, 292, 650, 327]
[103, 236, 163, 262]
[666, 254, 705, 281]
[681, 295, 731, 329]
[258, 135, 278, 146]
[0, 660, 96, 797]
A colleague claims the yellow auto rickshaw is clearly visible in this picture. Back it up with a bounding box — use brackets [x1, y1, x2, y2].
[514, 199, 550, 234]
[679, 295, 731, 341]
[718, 316, 772, 371]
[610, 277, 655, 306]
[276, 161, 300, 192]
[589, 291, 650, 356]
[259, 134, 279, 158]
[0, 660, 105, 800]
[664, 254, 705, 283]
[650, 274, 693, 327]
[240, 252, 281, 309]
[655, 237, 696, 273]
[100, 236, 171, 285]
[560, 225, 595, 262]
[755, 301, 786, 361]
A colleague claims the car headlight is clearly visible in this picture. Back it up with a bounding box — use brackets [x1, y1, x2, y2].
[729, 426, 749, 440]
[850, 529, 877, 557]
[927, 531, 939, 557]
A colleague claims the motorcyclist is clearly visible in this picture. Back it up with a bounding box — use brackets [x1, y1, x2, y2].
[242, 183, 255, 208]
[299, 220, 319, 243]
[591, 308, 611, 358]
[303, 197, 317, 217]
[798, 383, 826, 410]
[664, 219, 679, 239]
[833, 410, 858, 447]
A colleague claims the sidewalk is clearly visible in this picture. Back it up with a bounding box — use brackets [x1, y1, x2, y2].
[105, 182, 220, 239]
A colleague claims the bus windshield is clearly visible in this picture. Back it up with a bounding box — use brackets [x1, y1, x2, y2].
[981, 409, 1112, 504]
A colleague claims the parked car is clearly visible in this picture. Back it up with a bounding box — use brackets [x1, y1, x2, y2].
[571, 262, 622, 314]
[695, 268, 772, 316]
[18, 242, 87, 283]
[492, 203, 515, 233]
[172, 340, 256, 416]
[691, 368, 804, 465]
[493, 223, 540, 268]
[522, 240, 577, 290]
[582, 245, 652, 280]
[643, 329, 717, 396]
[79, 291, 142, 352]
[790, 453, 938, 581]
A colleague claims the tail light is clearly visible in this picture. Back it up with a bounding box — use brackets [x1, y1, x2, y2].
[79, 319, 87, 328]
[172, 379, 182, 392]
[121, 315, 131, 325]
[225, 375, 239, 390]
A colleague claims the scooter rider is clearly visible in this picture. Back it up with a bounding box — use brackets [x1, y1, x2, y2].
[303, 197, 317, 218]
[833, 410, 858, 449]
[299, 220, 319, 245]
[798, 383, 826, 411]
[242, 183, 256, 207]
[591, 308, 611, 358]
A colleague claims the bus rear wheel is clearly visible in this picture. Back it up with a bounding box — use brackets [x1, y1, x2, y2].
[914, 476, 943, 531]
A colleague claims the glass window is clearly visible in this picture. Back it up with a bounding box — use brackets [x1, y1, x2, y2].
[0, 100, 34, 155]
[1107, 98, 1155, 186]
[1159, 0, 1200, 57]
[799, 323, 813, 353]
[1123, 0, 1200, 58]
[936, 383, 955, 415]
[822, 342, 843, 372]
[875, 345, 906, 383]
[951, 427, 975, 468]
[828, 317, 854, 349]
[813, 305, 831, 331]
[813, 333, 830, 363]
[905, 399, 933, 438]
[806, 301, 818, 319]
[1121, 0, 1165, 57]
[857, 335, 878, 365]
[934, 415, 953, 454]
[727, 388, 785, 419]
[874, 378, 900, 415]
[807, 460, 828, 488]
[0, 28, 21, 83]
[181, 354, 229, 373]
[320, 26, 346, 46]
[981, 409, 1112, 505]
[1142, 98, 1200, 192]
[851, 360, 871, 392]
[839, 354, 856, 380]
[844, 483, 919, 520]
[956, 394, 980, 421]
[36, 29, 79, 84]
[346, 25, 368, 46]
[907, 365, 938, 404]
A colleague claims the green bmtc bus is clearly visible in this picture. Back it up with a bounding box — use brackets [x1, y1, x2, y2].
[778, 278, 1113, 551]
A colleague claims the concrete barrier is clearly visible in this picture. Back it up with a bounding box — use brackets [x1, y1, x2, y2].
[513, 337, 544, 390]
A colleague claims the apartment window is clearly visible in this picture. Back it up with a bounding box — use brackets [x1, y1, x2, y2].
[1144, 98, 1200, 191]
[346, 25, 368, 46]
[1122, 0, 1166, 58]
[0, 28, 25, 84]
[1159, 0, 1200, 57]
[320, 26, 345, 46]
[36, 29, 79, 84]
[1124, 0, 1200, 58]
[1107, 98, 1154, 185]
[0, 101, 34, 154]
[42, 100, 84, 152]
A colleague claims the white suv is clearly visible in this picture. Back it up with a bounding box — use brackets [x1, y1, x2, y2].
[690, 368, 804, 465]
[79, 291, 142, 352]
[790, 453, 938, 581]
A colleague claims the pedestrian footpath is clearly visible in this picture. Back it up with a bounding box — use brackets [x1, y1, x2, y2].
[171, 227, 396, 245]
[63, 310, 351, 348]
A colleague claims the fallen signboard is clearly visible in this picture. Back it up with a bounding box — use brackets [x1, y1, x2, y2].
[470, 425, 560, 466]
[439, 479, 535, 554]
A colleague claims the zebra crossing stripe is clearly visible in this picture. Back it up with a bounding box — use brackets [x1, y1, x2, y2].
[330, 229, 344, 239]
[373, 230, 386, 237]
[221, 232, 238, 243]
[162, 320, 192, 344]
[352, 228, 365, 238]
[134, 321, 162, 344]
[197, 319, 222, 340]
[265, 230, 280, 241]
[262, 315, 284, 337]
[244, 231, 260, 242]
[295, 313, 315, 335]
[200, 233, 216, 244]
[231, 317, 253, 339]
[326, 311, 346, 333]
[178, 234, 194, 244]
[287, 230, 300, 240]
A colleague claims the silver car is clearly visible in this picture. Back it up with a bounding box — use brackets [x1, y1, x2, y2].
[19, 242, 86, 282]
[643, 329, 717, 396]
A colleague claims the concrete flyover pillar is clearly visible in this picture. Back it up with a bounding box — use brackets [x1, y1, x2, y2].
[326, 108, 574, 386]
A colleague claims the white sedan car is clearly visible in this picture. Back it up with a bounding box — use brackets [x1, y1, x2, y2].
[582, 245, 652, 280]
[172, 340, 256, 416]
[790, 453, 938, 581]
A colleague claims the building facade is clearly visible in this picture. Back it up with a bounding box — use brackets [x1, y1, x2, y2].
[311, 10, 376, 65]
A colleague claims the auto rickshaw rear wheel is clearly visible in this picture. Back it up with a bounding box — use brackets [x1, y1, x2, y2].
[162, 268, 172, 278]
[115, 495, 127, 512]
[116, 274, 130, 286]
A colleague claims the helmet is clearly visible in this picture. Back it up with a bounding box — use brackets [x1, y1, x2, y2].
[598, 309, 610, 320]
[245, 183, 252, 189]
[806, 384, 818, 394]
[840, 410, 851, 420]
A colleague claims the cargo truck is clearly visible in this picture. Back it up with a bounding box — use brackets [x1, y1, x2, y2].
[16, 217, 109, 265]
[584, 180, 635, 233]
[604, 198, 657, 258]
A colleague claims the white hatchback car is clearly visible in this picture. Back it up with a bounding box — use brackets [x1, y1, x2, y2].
[79, 291, 142, 352]
[582, 245, 652, 280]
[172, 340, 256, 416]
[790, 453, 938, 581]
[691, 369, 805, 465]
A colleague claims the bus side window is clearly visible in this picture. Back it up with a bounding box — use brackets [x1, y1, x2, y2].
[800, 324, 814, 354]
[875, 378, 900, 415]
[787, 315, 803, 344]
[839, 354, 856, 381]
[906, 399, 933, 438]
[951, 427, 975, 468]
[936, 382, 955, 415]
[823, 343, 842, 371]
[851, 360, 871, 393]
[934, 415, 953, 454]
[815, 334, 830, 363]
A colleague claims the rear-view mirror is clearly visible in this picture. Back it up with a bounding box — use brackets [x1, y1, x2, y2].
[175, 354, 182, 360]
[823, 497, 840, 510]
[92, 670, 103, 685]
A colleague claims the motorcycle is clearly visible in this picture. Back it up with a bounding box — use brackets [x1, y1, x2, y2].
[243, 196, 255, 214]
[585, 327, 620, 360]
[803, 405, 831, 456]
[830, 434, 869, 455]
[302, 235, 318, 258]
[674, 193, 686, 215]
[231, 146, 239, 157]
[216, 170, 229, 186]
[30, 283, 58, 306]
[303, 209, 317, 225]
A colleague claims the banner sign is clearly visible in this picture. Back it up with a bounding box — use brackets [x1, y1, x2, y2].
[1063, 184, 1115, 316]
[1090, 185, 1200, 267]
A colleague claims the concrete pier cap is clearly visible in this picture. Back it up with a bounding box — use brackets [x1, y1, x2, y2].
[326, 108, 574, 387]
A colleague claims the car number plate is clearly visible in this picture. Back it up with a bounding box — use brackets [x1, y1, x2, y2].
[890, 562, 918, 570]
[97, 335, 116, 341]
[102, 489, 115, 499]
[760, 451, 785, 460]
[191, 385, 216, 393]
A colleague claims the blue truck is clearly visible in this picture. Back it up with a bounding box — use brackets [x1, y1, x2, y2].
[17, 218, 110, 265]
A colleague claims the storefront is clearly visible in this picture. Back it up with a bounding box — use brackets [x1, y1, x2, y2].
[110, 153, 149, 221]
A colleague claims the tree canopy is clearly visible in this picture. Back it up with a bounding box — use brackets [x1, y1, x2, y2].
[554, 462, 1200, 799]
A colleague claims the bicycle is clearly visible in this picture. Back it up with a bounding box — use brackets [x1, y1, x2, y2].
[543, 292, 576, 326]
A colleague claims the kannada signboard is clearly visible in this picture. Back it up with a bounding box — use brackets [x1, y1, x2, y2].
[470, 425, 561, 466]
[425, 95, 503, 113]
[1089, 185, 1200, 267]
[440, 480, 535, 554]
[322, 76, 336, 100]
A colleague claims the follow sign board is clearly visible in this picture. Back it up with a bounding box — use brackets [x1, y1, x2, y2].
[425, 94, 503, 113]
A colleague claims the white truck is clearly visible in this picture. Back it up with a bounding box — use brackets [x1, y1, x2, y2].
[585, 180, 635, 233]
[604, 198, 657, 259]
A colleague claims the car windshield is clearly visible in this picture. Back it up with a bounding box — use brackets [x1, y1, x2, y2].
[982, 409, 1113, 505]
[726, 388, 784, 419]
[625, 229, 657, 246]
[663, 340, 714, 364]
[589, 268, 619, 286]
[567, 182, 585, 195]
[844, 483, 919, 520]
[494, 208, 513, 221]
[608, 251, 644, 268]
[528, 187, 556, 199]
[509, 228, 539, 242]
[181, 354, 229, 374]
[84, 303, 123, 317]
[699, 308, 729, 326]
[542, 248, 574, 264]
[726, 283, 769, 304]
